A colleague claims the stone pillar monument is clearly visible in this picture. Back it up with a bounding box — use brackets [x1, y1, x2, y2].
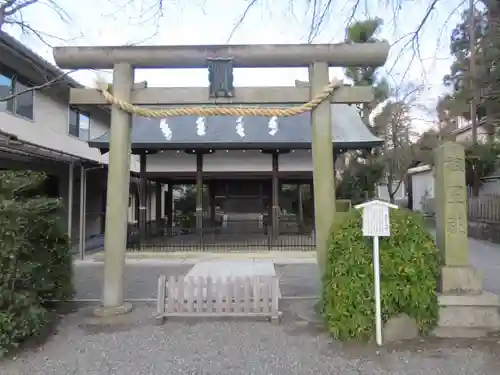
[434, 142, 500, 337]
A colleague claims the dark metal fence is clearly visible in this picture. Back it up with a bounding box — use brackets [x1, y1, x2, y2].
[127, 219, 315, 252]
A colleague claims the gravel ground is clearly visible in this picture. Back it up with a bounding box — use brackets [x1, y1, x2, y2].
[2, 304, 500, 375]
[4, 236, 500, 374]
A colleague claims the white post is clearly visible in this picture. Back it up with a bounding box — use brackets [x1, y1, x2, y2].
[373, 235, 382, 346]
[67, 162, 74, 241]
[355, 199, 397, 346]
[78, 165, 87, 260]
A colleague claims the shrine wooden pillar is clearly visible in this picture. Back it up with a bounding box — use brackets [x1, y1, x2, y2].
[297, 184, 304, 227]
[134, 190, 139, 225]
[155, 182, 162, 231]
[138, 153, 147, 246]
[195, 152, 204, 237]
[208, 181, 216, 227]
[166, 182, 173, 236]
[146, 182, 151, 225]
[265, 181, 272, 234]
[271, 152, 280, 239]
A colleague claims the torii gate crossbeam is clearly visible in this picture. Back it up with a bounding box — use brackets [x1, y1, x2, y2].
[54, 42, 389, 69]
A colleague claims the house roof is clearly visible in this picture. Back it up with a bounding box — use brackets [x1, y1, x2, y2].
[0, 32, 83, 89]
[407, 164, 433, 174]
[449, 119, 491, 137]
[89, 103, 384, 153]
[0, 32, 109, 118]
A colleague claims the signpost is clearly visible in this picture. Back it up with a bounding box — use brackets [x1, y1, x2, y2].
[354, 199, 398, 346]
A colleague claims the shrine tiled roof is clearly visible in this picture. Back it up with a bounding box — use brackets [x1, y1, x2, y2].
[89, 104, 383, 153]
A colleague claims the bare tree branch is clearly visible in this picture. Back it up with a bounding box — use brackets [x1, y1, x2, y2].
[373, 81, 426, 202]
[0, 0, 86, 104]
[343, 0, 362, 40]
[103, 0, 167, 45]
[226, 0, 259, 43]
[0, 0, 73, 48]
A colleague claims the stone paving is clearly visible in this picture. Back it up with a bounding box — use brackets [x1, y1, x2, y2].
[74, 235, 500, 300]
[467, 237, 500, 296]
[74, 262, 321, 300]
[430, 230, 500, 296]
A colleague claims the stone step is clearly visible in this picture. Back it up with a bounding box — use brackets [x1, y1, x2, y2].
[438, 305, 500, 328]
[438, 292, 500, 329]
[432, 326, 499, 338]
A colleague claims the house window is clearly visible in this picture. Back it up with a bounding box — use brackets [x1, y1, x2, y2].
[69, 107, 90, 140]
[0, 68, 35, 120]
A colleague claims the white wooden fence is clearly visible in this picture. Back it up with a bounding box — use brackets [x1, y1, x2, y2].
[155, 275, 282, 324]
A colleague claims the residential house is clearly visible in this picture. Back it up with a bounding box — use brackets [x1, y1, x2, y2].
[450, 119, 492, 144]
[0, 32, 152, 254]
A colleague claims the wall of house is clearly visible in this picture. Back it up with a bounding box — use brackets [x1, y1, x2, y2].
[128, 183, 166, 224]
[128, 191, 137, 224]
[147, 185, 158, 222]
[411, 169, 435, 212]
[455, 126, 489, 144]
[0, 91, 140, 171]
[376, 181, 406, 201]
[0, 155, 104, 242]
[57, 166, 106, 243]
[147, 150, 317, 172]
[479, 178, 500, 196]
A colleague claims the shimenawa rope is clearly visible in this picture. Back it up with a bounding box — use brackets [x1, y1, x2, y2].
[95, 79, 342, 118]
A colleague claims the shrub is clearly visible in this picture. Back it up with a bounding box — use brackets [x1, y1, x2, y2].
[0, 171, 73, 356]
[320, 207, 440, 341]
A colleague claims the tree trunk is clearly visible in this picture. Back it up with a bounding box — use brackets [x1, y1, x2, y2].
[389, 193, 396, 204]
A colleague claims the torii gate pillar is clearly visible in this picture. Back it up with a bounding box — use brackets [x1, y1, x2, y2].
[94, 63, 134, 316]
[309, 61, 336, 266]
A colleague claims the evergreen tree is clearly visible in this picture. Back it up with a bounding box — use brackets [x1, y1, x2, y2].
[336, 18, 389, 202]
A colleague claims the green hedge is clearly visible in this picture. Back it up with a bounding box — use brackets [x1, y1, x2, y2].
[320, 208, 440, 341]
[0, 171, 74, 356]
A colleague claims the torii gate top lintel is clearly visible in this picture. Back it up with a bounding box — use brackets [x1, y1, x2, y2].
[53, 42, 390, 70]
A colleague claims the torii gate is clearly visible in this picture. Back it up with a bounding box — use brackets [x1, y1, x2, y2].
[54, 42, 389, 316]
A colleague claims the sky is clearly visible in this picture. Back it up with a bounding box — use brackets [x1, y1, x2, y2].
[5, 0, 468, 134]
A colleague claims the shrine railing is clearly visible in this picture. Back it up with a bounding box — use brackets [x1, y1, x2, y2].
[127, 218, 315, 252]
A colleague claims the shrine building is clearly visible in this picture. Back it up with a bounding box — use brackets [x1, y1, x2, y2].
[89, 103, 383, 251]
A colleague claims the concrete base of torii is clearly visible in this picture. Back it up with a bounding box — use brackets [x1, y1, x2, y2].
[93, 303, 133, 318]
